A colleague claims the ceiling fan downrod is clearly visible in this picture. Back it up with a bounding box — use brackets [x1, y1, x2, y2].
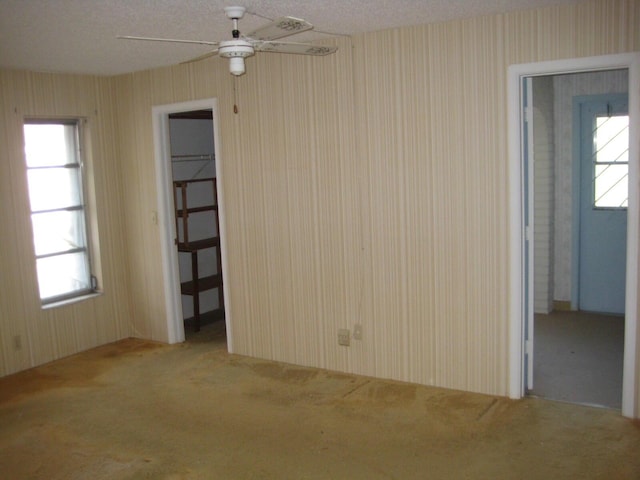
[220, 6, 253, 76]
[224, 5, 246, 38]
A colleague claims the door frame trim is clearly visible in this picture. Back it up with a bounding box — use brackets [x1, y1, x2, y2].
[507, 53, 640, 418]
[151, 98, 233, 349]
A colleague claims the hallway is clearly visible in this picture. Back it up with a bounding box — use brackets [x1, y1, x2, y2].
[532, 310, 624, 409]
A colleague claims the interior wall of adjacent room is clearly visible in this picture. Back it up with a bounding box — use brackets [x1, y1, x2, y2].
[533, 76, 555, 314]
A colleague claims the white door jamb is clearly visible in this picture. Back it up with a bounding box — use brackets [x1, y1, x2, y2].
[151, 98, 233, 350]
[508, 53, 640, 418]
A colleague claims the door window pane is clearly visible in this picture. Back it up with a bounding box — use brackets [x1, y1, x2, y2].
[594, 115, 629, 208]
[594, 164, 628, 208]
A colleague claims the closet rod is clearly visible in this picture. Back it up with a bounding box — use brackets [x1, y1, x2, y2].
[171, 154, 213, 163]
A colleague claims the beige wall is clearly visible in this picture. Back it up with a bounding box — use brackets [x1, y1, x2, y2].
[111, 65, 232, 341]
[1, 0, 638, 406]
[0, 72, 133, 376]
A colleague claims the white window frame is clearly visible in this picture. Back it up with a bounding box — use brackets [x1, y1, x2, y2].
[23, 118, 97, 305]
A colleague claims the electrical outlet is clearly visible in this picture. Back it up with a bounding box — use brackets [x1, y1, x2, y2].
[353, 324, 363, 340]
[13, 335, 22, 351]
[338, 328, 350, 346]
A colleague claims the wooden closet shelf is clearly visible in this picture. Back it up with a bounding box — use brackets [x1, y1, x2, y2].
[177, 237, 219, 252]
[173, 177, 223, 332]
[173, 177, 215, 185]
[180, 274, 223, 295]
[175, 205, 218, 217]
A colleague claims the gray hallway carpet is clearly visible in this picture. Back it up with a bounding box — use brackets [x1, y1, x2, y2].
[532, 311, 624, 409]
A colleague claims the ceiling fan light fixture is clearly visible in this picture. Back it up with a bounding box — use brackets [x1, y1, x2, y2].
[218, 39, 255, 76]
[228, 57, 245, 75]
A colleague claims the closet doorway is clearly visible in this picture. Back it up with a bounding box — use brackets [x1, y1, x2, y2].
[529, 72, 628, 410]
[152, 98, 231, 348]
[169, 109, 225, 333]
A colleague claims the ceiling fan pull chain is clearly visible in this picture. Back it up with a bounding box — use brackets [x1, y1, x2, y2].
[233, 77, 239, 114]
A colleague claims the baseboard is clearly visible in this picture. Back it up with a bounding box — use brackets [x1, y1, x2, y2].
[553, 300, 572, 311]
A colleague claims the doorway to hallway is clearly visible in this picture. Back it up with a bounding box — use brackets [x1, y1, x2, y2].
[507, 53, 640, 418]
[528, 74, 628, 409]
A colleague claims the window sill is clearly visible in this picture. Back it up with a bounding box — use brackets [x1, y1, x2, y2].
[42, 291, 103, 310]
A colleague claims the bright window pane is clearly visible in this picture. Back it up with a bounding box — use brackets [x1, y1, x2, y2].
[24, 124, 77, 167]
[36, 252, 91, 301]
[595, 164, 628, 208]
[594, 115, 629, 208]
[595, 116, 629, 164]
[24, 119, 94, 303]
[27, 167, 82, 211]
[31, 210, 87, 257]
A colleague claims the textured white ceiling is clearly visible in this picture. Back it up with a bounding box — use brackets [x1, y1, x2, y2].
[0, 0, 586, 76]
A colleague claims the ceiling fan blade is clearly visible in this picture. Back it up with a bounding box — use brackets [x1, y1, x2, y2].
[180, 50, 220, 64]
[255, 41, 337, 56]
[246, 16, 313, 41]
[117, 35, 219, 46]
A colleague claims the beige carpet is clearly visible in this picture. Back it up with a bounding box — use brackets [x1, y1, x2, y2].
[0, 320, 638, 479]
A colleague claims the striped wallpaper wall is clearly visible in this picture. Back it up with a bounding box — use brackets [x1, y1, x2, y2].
[0, 72, 132, 376]
[0, 0, 638, 410]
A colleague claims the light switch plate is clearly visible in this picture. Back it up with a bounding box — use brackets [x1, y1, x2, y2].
[338, 329, 350, 346]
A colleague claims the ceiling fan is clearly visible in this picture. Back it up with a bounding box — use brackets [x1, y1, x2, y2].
[119, 6, 338, 76]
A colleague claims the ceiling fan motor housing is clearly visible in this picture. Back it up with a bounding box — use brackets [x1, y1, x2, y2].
[218, 39, 255, 75]
[218, 40, 255, 59]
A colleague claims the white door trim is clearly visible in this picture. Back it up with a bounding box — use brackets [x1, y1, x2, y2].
[507, 53, 640, 418]
[151, 98, 233, 350]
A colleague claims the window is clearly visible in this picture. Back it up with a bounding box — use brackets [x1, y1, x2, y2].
[23, 119, 96, 304]
[593, 114, 629, 208]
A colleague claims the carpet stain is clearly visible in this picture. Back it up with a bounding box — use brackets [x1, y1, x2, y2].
[250, 362, 319, 384]
[0, 338, 163, 404]
[1, 322, 639, 479]
[366, 382, 417, 404]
